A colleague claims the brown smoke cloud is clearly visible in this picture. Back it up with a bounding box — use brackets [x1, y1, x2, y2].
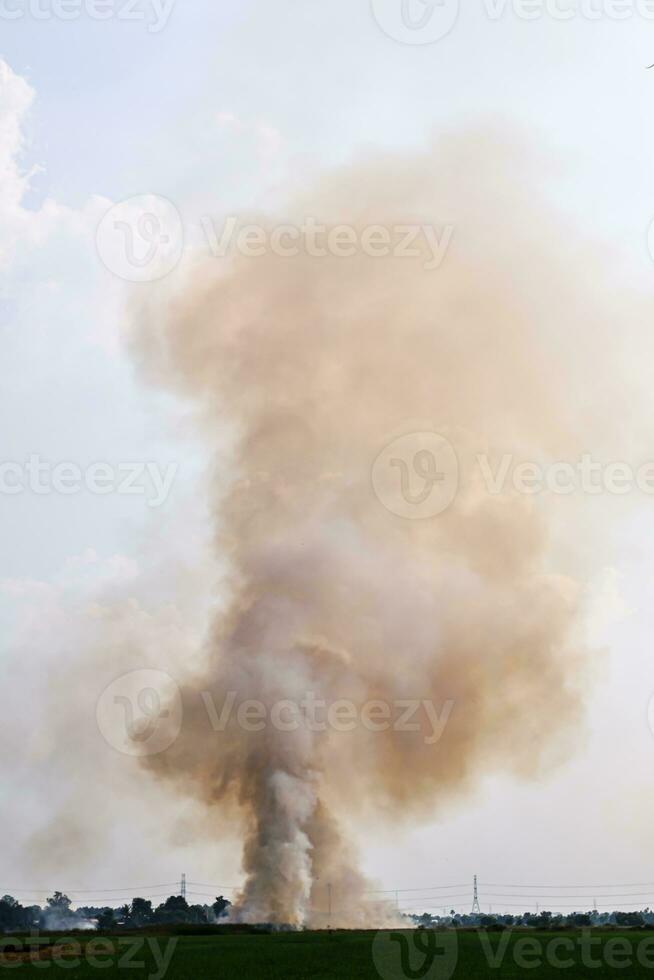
[130, 130, 643, 926]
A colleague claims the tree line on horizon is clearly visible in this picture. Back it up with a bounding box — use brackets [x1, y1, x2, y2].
[2, 893, 652, 932]
[0, 891, 231, 932]
[411, 909, 654, 929]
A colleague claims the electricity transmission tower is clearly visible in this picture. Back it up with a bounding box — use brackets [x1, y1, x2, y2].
[180, 874, 187, 901]
[471, 875, 481, 914]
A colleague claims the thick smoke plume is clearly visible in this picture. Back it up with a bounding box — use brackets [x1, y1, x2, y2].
[133, 131, 636, 926]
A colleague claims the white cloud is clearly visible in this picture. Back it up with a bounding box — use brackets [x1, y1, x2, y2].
[0, 59, 126, 358]
[0, 61, 78, 273]
[214, 109, 284, 163]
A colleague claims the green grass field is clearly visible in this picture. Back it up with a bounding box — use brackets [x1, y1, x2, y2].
[3, 927, 654, 978]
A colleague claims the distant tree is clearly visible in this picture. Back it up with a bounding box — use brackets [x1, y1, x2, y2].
[46, 892, 72, 911]
[153, 895, 190, 924]
[212, 896, 231, 920]
[163, 896, 188, 912]
[131, 898, 153, 925]
[97, 908, 116, 929]
[0, 898, 18, 932]
[188, 904, 209, 924]
[41, 892, 76, 929]
[615, 911, 644, 927]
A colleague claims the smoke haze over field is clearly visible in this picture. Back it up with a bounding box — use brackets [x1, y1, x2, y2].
[126, 131, 650, 926]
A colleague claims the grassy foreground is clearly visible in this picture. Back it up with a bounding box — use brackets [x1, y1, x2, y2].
[3, 927, 654, 978]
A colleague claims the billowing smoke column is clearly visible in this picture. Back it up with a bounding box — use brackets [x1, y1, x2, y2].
[132, 132, 624, 926]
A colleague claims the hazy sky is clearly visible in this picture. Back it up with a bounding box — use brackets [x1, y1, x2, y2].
[2, 0, 654, 918]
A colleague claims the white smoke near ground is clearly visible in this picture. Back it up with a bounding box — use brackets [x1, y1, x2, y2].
[44, 129, 646, 927]
[40, 911, 97, 932]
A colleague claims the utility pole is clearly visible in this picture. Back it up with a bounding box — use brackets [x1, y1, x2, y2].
[181, 874, 186, 901]
[471, 876, 481, 914]
[327, 883, 332, 929]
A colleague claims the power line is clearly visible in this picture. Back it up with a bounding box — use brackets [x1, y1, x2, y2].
[364, 884, 468, 894]
[382, 891, 471, 899]
[485, 900, 654, 911]
[391, 894, 471, 904]
[186, 882, 239, 891]
[484, 890, 654, 900]
[481, 881, 654, 889]
[5, 878, 654, 908]
[10, 879, 654, 896]
[0, 884, 180, 895]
